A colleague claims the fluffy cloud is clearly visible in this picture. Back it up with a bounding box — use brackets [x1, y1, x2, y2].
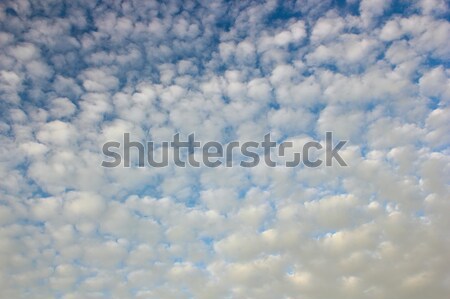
[0, 0, 449, 298]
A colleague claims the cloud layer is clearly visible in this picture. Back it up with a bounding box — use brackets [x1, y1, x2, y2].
[0, 0, 449, 298]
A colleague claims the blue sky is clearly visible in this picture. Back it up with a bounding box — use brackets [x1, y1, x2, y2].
[0, 0, 449, 298]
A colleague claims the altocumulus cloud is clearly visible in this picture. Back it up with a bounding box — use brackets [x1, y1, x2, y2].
[0, 0, 450, 298]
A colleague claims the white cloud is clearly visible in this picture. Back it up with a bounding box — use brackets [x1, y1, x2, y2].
[0, 0, 449, 298]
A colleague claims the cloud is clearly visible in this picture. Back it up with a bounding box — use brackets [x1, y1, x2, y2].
[0, 0, 449, 298]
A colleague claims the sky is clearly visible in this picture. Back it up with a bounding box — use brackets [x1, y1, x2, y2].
[0, 0, 450, 298]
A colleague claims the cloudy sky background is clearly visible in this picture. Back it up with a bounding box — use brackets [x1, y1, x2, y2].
[1, 0, 450, 298]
